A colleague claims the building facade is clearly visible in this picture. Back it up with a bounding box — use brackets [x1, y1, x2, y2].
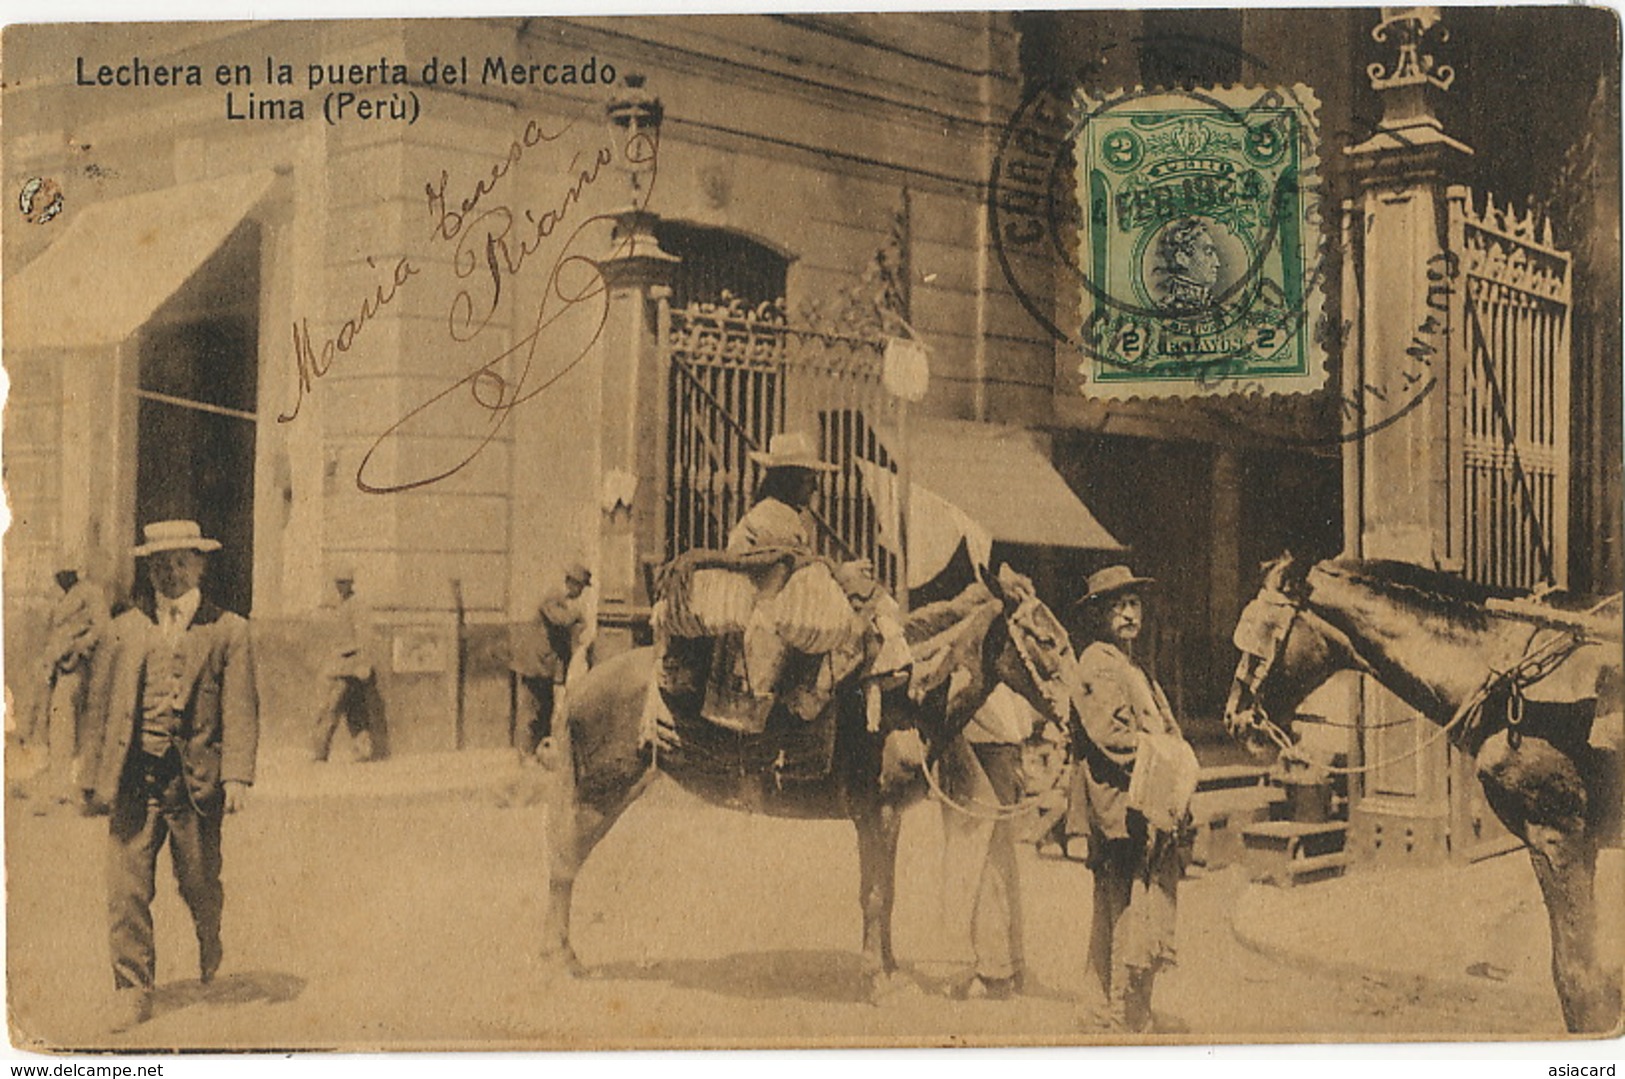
[6, 15, 1055, 751]
[4, 11, 1618, 805]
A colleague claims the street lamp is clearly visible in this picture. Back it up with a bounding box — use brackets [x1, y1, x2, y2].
[603, 74, 676, 268]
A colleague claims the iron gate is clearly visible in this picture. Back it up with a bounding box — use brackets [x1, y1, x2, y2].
[1446, 189, 1573, 860]
[663, 296, 904, 591]
[1451, 188, 1573, 591]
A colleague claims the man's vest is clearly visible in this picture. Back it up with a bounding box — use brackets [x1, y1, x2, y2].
[139, 620, 190, 757]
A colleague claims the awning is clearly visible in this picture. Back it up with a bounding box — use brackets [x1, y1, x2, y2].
[911, 418, 1124, 549]
[5, 171, 277, 351]
[856, 418, 1124, 588]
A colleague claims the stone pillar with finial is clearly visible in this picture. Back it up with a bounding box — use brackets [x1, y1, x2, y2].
[1343, 7, 1472, 865]
[594, 74, 680, 658]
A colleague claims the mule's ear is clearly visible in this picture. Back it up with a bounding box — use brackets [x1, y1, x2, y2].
[998, 563, 1040, 607]
[1259, 551, 1294, 587]
[1279, 550, 1311, 599]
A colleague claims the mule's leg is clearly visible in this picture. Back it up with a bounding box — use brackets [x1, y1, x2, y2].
[1524, 824, 1615, 1033]
[540, 769, 655, 978]
[853, 800, 904, 997]
[539, 711, 587, 977]
[539, 652, 661, 980]
[1526, 828, 1613, 1033]
[1480, 734, 1617, 1033]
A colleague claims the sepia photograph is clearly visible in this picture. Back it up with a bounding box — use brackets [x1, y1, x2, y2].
[1, 2, 1621, 1054]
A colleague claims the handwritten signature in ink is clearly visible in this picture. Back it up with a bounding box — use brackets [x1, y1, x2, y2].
[278, 255, 420, 423]
[353, 118, 659, 494]
[443, 146, 615, 345]
[425, 116, 574, 245]
[278, 117, 579, 425]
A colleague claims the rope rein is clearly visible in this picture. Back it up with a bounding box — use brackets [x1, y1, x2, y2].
[921, 741, 1070, 822]
[924, 596, 1077, 823]
[1248, 593, 1608, 776]
[1252, 691, 1472, 777]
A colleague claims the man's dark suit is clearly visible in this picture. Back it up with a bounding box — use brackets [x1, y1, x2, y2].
[85, 597, 259, 993]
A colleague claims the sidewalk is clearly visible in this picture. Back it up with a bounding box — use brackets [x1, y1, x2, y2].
[1228, 848, 1586, 1014]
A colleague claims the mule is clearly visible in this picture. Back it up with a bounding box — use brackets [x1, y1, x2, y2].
[537, 565, 1075, 997]
[1225, 554, 1622, 1033]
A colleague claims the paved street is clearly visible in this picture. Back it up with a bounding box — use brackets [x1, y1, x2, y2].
[6, 756, 1566, 1051]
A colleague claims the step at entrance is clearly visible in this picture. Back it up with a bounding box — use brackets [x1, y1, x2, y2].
[1241, 820, 1350, 887]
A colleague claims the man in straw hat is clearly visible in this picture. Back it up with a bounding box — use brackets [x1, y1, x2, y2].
[700, 431, 839, 728]
[510, 562, 592, 760]
[727, 430, 837, 554]
[1070, 565, 1192, 1033]
[83, 520, 259, 1032]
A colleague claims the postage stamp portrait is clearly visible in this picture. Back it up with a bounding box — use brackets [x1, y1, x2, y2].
[1071, 87, 1325, 398]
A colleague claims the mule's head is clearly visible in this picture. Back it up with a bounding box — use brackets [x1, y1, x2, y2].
[1224, 553, 1363, 754]
[983, 563, 1075, 728]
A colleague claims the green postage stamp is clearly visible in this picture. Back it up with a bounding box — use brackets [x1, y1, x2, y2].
[1071, 86, 1326, 398]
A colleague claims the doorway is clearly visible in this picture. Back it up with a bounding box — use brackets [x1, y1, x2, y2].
[133, 223, 260, 615]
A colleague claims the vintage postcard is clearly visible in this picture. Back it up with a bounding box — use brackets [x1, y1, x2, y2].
[2, 6, 1622, 1054]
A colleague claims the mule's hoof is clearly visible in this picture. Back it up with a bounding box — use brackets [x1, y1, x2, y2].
[539, 948, 589, 982]
[867, 970, 920, 1006]
[1074, 1004, 1124, 1034]
[951, 973, 1022, 1001]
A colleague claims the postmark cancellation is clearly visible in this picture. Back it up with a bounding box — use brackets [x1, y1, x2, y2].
[1068, 85, 1326, 399]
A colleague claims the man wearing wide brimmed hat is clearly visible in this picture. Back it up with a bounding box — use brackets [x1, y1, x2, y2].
[510, 562, 592, 759]
[1069, 564, 1192, 1034]
[83, 520, 258, 1032]
[727, 431, 837, 554]
[685, 431, 838, 729]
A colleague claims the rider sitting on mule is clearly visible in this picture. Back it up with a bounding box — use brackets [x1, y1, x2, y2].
[653, 432, 901, 737]
[721, 433, 833, 728]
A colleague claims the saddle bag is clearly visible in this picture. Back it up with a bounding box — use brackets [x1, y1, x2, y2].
[664, 568, 756, 638]
[702, 633, 776, 734]
[775, 563, 860, 654]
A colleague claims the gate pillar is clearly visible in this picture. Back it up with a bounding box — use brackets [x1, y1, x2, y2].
[1343, 7, 1472, 865]
[594, 78, 678, 659]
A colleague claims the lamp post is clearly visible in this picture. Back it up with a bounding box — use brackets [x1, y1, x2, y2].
[595, 76, 679, 656]
[604, 73, 677, 268]
[1344, 6, 1472, 866]
[1350, 6, 1470, 161]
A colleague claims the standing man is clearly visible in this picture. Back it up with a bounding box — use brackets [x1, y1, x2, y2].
[510, 563, 590, 759]
[20, 555, 108, 810]
[83, 520, 258, 1032]
[938, 683, 1042, 1000]
[1071, 565, 1195, 1034]
[311, 562, 386, 763]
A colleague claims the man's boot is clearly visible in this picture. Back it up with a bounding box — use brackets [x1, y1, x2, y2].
[199, 925, 223, 985]
[1123, 967, 1155, 1033]
[1104, 972, 1133, 1032]
[109, 988, 151, 1033]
